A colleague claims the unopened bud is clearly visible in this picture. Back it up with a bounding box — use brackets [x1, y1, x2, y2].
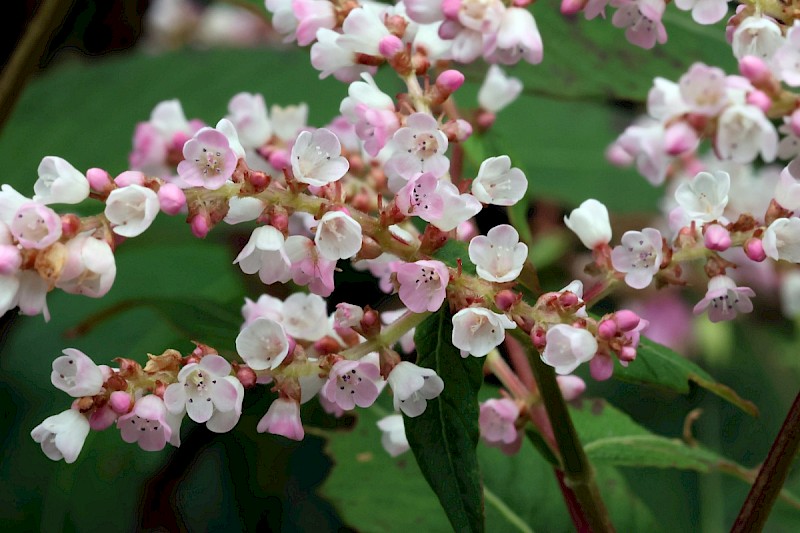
[614, 310, 641, 332]
[109, 390, 133, 414]
[531, 327, 546, 350]
[360, 307, 381, 338]
[744, 237, 767, 262]
[89, 406, 118, 431]
[314, 336, 342, 355]
[190, 213, 211, 239]
[739, 55, 771, 84]
[60, 213, 81, 238]
[559, 291, 579, 308]
[556, 375, 586, 401]
[0, 244, 21, 275]
[598, 319, 618, 339]
[114, 170, 145, 187]
[560, 0, 586, 15]
[379, 35, 404, 58]
[495, 290, 519, 311]
[86, 167, 113, 192]
[664, 122, 699, 155]
[442, 0, 461, 19]
[704, 224, 731, 251]
[619, 345, 637, 362]
[606, 143, 634, 166]
[158, 183, 186, 215]
[236, 365, 258, 388]
[746, 90, 771, 113]
[437, 70, 465, 93]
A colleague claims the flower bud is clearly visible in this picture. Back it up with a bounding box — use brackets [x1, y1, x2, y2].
[495, 290, 519, 311]
[190, 213, 211, 239]
[664, 122, 699, 156]
[598, 319, 617, 339]
[378, 35, 404, 58]
[739, 55, 771, 84]
[746, 90, 771, 113]
[114, 170, 145, 187]
[158, 183, 186, 215]
[531, 327, 546, 350]
[236, 365, 258, 388]
[704, 224, 731, 251]
[614, 310, 642, 332]
[560, 0, 586, 14]
[109, 391, 133, 414]
[436, 70, 465, 93]
[744, 237, 767, 262]
[0, 244, 21, 275]
[86, 167, 113, 192]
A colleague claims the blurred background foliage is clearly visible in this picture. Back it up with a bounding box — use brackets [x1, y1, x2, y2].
[1, 1, 799, 531]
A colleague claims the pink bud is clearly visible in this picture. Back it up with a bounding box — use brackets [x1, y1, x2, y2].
[560, 0, 586, 15]
[559, 291, 579, 308]
[436, 70, 465, 93]
[619, 345, 637, 362]
[379, 35, 405, 58]
[531, 327, 546, 350]
[89, 405, 117, 431]
[157, 183, 186, 215]
[664, 122, 698, 156]
[739, 55, 771, 84]
[614, 310, 641, 332]
[704, 224, 731, 251]
[86, 167, 112, 192]
[236, 365, 258, 388]
[495, 290, 518, 311]
[61, 213, 81, 238]
[190, 214, 211, 239]
[790, 109, 800, 138]
[0, 244, 21, 275]
[556, 375, 586, 401]
[171, 131, 191, 151]
[109, 391, 133, 414]
[606, 143, 634, 166]
[114, 170, 145, 187]
[476, 110, 496, 129]
[744, 237, 767, 262]
[269, 150, 290, 170]
[598, 319, 618, 339]
[442, 0, 461, 19]
[746, 90, 771, 113]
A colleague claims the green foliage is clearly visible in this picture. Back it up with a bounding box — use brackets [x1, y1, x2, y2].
[405, 306, 486, 532]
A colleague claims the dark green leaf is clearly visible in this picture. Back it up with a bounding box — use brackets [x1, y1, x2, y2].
[432, 239, 476, 275]
[406, 306, 486, 532]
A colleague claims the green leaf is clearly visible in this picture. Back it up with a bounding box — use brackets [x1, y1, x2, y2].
[405, 306, 486, 532]
[615, 337, 759, 416]
[432, 239, 476, 275]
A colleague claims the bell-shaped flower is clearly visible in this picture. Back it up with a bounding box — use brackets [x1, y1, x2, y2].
[226, 92, 272, 149]
[387, 361, 444, 417]
[775, 22, 800, 86]
[291, 128, 350, 186]
[478, 65, 523, 113]
[732, 16, 784, 63]
[564, 199, 612, 249]
[693, 275, 755, 322]
[257, 397, 304, 440]
[311, 28, 372, 82]
[647, 77, 686, 122]
[164, 355, 241, 425]
[541, 324, 598, 375]
[385, 113, 450, 184]
[321, 356, 382, 410]
[57, 234, 116, 297]
[678, 63, 729, 115]
[377, 414, 410, 457]
[241, 293, 284, 326]
[34, 156, 90, 205]
[50, 348, 104, 397]
[610, 228, 663, 289]
[781, 270, 800, 318]
[394, 260, 449, 313]
[10, 202, 61, 250]
[284, 235, 336, 296]
[206, 377, 245, 433]
[487, 7, 543, 65]
[224, 196, 265, 225]
[673, 0, 728, 25]
[117, 395, 181, 451]
[105, 184, 160, 238]
[468, 225, 528, 283]
[293, 0, 336, 45]
[610, 0, 667, 49]
[431, 181, 482, 232]
[314, 211, 362, 260]
[16, 271, 50, 320]
[452, 307, 517, 357]
[282, 292, 329, 341]
[234, 225, 292, 285]
[716, 104, 778, 164]
[340, 73, 394, 122]
[674, 170, 730, 222]
[613, 120, 671, 185]
[31, 409, 91, 463]
[471, 155, 528, 206]
[395, 172, 444, 220]
[336, 7, 391, 57]
[775, 166, 800, 211]
[763, 217, 800, 263]
[177, 127, 238, 190]
[236, 317, 291, 370]
[479, 398, 520, 447]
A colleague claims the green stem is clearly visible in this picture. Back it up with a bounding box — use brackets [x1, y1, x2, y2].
[731, 390, 800, 532]
[340, 310, 431, 360]
[484, 486, 535, 533]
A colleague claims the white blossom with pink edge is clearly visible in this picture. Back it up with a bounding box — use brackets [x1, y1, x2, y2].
[314, 210, 362, 260]
[716, 104, 778, 164]
[50, 348, 104, 397]
[693, 275, 755, 322]
[235, 317, 291, 370]
[541, 324, 599, 375]
[610, 0, 667, 50]
[732, 16, 784, 64]
[478, 65, 523, 113]
[479, 398, 520, 447]
[431, 181, 482, 232]
[610, 228, 663, 289]
[164, 355, 242, 427]
[486, 7, 543, 65]
[387, 361, 444, 417]
[564, 199, 612, 250]
[336, 6, 391, 58]
[34, 156, 89, 205]
[469, 225, 527, 283]
[234, 225, 292, 285]
[674, 170, 730, 223]
[177, 127, 238, 190]
[321, 356, 382, 410]
[226, 92, 272, 149]
[10, 202, 61, 249]
[678, 63, 729, 116]
[673, 0, 729, 25]
[258, 397, 304, 440]
[394, 260, 449, 313]
[311, 28, 375, 82]
[292, 0, 336, 46]
[613, 120, 671, 185]
[451, 307, 517, 357]
[395, 173, 444, 220]
[105, 185, 160, 238]
[471, 155, 527, 207]
[377, 414, 410, 457]
[763, 217, 800, 263]
[117, 395, 182, 451]
[291, 129, 350, 187]
[31, 408, 91, 463]
[57, 234, 116, 298]
[385, 113, 450, 189]
[241, 293, 284, 327]
[284, 235, 336, 297]
[282, 292, 329, 341]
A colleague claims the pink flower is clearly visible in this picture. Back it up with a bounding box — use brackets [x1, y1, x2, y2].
[486, 7, 543, 64]
[321, 357, 382, 410]
[693, 275, 755, 322]
[385, 113, 450, 186]
[258, 397, 304, 440]
[292, 0, 336, 46]
[164, 355, 241, 426]
[57, 234, 116, 298]
[118, 395, 181, 451]
[610, 228, 663, 289]
[177, 127, 238, 190]
[395, 172, 444, 220]
[10, 202, 62, 249]
[241, 294, 284, 326]
[479, 398, 520, 447]
[611, 0, 667, 49]
[284, 235, 336, 296]
[394, 260, 450, 313]
[50, 348, 104, 397]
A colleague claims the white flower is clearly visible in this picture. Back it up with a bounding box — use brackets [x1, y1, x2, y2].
[541, 324, 598, 375]
[34, 156, 90, 205]
[105, 185, 160, 237]
[431, 181, 482, 232]
[763, 217, 800, 263]
[271, 103, 308, 142]
[233, 225, 292, 285]
[226, 92, 272, 149]
[224, 196, 265, 225]
[387, 362, 444, 417]
[282, 292, 329, 341]
[674, 170, 730, 222]
[31, 409, 90, 463]
[678, 63, 729, 115]
[451, 307, 517, 357]
[164, 354, 242, 427]
[564, 199, 612, 249]
[468, 225, 527, 283]
[235, 317, 291, 370]
[732, 16, 784, 63]
[57, 234, 116, 297]
[385, 113, 450, 186]
[314, 211, 362, 260]
[291, 129, 350, 186]
[471, 155, 527, 206]
[716, 104, 778, 163]
[478, 65, 522, 113]
[377, 414, 410, 457]
[610, 228, 663, 289]
[673, 0, 729, 25]
[340, 73, 395, 121]
[336, 7, 391, 57]
[50, 348, 104, 397]
[215, 118, 246, 160]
